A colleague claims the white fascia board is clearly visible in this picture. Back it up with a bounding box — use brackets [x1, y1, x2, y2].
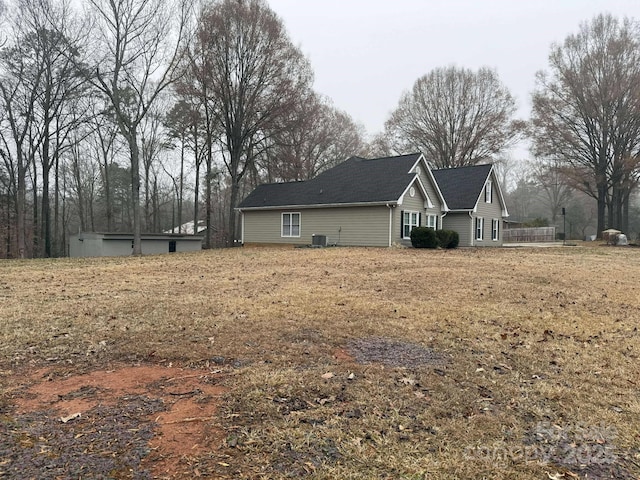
[411, 153, 449, 211]
[490, 167, 510, 218]
[448, 208, 474, 213]
[471, 166, 493, 213]
[397, 175, 432, 208]
[415, 176, 434, 209]
[471, 166, 510, 217]
[238, 201, 397, 211]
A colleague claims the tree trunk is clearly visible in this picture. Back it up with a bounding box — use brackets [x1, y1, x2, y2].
[595, 156, 608, 236]
[101, 155, 113, 231]
[16, 152, 26, 258]
[205, 151, 212, 248]
[32, 153, 39, 257]
[41, 169, 51, 257]
[152, 176, 159, 232]
[144, 158, 151, 232]
[129, 133, 142, 255]
[178, 135, 184, 232]
[621, 188, 630, 233]
[61, 169, 67, 256]
[228, 172, 240, 247]
[53, 141, 60, 256]
[204, 132, 213, 249]
[193, 125, 200, 235]
[73, 156, 86, 232]
[5, 190, 12, 258]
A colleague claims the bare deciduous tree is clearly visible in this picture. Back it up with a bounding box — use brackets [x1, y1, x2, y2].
[178, 44, 219, 247]
[384, 66, 521, 169]
[195, 0, 312, 246]
[27, 0, 88, 257]
[164, 99, 193, 233]
[86, 0, 193, 254]
[260, 92, 366, 183]
[532, 14, 640, 234]
[0, 2, 45, 258]
[530, 157, 574, 225]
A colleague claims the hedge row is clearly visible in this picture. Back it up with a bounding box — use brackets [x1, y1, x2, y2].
[410, 227, 459, 249]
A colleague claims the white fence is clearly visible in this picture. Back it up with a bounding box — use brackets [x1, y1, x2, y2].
[503, 227, 556, 243]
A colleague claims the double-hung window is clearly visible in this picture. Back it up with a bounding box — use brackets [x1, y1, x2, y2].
[426, 214, 437, 230]
[282, 212, 300, 237]
[492, 219, 500, 241]
[403, 211, 420, 239]
[475, 217, 484, 241]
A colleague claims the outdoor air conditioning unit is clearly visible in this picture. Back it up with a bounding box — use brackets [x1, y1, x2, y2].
[312, 234, 328, 247]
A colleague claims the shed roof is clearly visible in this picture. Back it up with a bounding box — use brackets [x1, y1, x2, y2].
[73, 232, 203, 241]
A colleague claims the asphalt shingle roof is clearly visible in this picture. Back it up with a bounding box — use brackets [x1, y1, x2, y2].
[238, 153, 423, 209]
[431, 164, 493, 210]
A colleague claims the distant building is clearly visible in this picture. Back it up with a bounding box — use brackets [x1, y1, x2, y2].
[163, 220, 207, 235]
[68, 232, 203, 258]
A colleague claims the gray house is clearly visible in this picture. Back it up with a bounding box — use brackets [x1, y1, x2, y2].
[237, 153, 508, 247]
[69, 232, 203, 257]
[433, 164, 508, 247]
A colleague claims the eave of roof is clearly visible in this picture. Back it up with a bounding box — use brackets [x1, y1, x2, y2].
[238, 200, 398, 211]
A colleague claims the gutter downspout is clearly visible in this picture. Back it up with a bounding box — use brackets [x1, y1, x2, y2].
[440, 211, 447, 230]
[469, 211, 474, 247]
[239, 209, 244, 245]
[387, 204, 394, 247]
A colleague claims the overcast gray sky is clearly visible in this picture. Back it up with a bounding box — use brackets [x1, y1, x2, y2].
[268, 0, 640, 159]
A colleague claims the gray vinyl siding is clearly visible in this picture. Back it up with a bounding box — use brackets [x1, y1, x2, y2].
[441, 174, 505, 247]
[242, 206, 391, 247]
[442, 208, 503, 248]
[410, 161, 444, 213]
[473, 178, 505, 246]
[442, 213, 474, 247]
[418, 172, 442, 211]
[394, 186, 431, 246]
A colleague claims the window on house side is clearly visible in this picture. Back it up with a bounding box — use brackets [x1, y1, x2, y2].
[475, 217, 484, 240]
[492, 219, 500, 241]
[427, 214, 437, 229]
[403, 211, 419, 239]
[485, 180, 492, 203]
[282, 213, 301, 237]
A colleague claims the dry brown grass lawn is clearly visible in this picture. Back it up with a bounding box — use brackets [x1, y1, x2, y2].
[1, 245, 639, 479]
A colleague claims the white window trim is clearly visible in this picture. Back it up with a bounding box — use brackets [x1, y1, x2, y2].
[281, 212, 301, 238]
[426, 214, 437, 230]
[402, 210, 420, 239]
[475, 217, 484, 241]
[485, 180, 492, 203]
[492, 218, 500, 241]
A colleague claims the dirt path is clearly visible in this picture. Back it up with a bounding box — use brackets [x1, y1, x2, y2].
[2, 363, 226, 479]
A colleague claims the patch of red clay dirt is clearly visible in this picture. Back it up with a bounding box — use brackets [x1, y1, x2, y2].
[11, 363, 226, 479]
[333, 348, 355, 363]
